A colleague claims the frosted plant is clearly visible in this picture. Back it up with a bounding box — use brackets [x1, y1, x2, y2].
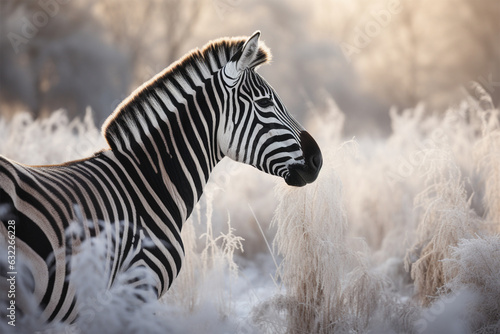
[199, 190, 244, 317]
[71, 249, 160, 333]
[471, 86, 500, 232]
[475, 111, 500, 232]
[406, 148, 482, 306]
[0, 109, 104, 165]
[258, 146, 402, 334]
[442, 235, 500, 333]
[164, 190, 244, 320]
[406, 89, 499, 308]
[3, 93, 500, 333]
[164, 213, 203, 312]
[270, 150, 352, 333]
[1, 218, 168, 334]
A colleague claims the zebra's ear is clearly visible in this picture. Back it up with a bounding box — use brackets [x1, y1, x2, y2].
[235, 31, 261, 72]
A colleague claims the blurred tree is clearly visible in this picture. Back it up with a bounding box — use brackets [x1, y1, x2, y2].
[0, 0, 130, 123]
[398, 1, 421, 107]
[91, 0, 157, 87]
[352, 0, 500, 110]
[162, 0, 204, 65]
[459, 0, 500, 105]
[0, 0, 205, 123]
[93, 0, 205, 88]
[1, 0, 498, 133]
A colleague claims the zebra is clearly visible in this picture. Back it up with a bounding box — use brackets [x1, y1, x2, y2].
[0, 31, 322, 323]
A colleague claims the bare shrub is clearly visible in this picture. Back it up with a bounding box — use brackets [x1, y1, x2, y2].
[2, 90, 500, 333]
[472, 86, 500, 232]
[406, 150, 482, 306]
[257, 147, 413, 333]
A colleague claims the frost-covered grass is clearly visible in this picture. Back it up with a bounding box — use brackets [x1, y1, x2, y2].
[1, 90, 499, 333]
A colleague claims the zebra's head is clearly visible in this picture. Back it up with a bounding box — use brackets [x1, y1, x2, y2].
[218, 32, 322, 187]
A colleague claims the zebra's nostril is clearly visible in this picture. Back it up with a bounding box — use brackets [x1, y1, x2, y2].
[290, 131, 322, 185]
[300, 131, 322, 173]
[311, 153, 322, 170]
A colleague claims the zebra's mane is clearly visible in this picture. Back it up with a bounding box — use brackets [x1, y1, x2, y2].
[102, 36, 271, 150]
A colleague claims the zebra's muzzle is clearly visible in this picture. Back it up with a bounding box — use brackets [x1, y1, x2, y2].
[285, 131, 322, 187]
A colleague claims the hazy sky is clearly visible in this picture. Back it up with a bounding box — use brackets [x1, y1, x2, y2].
[1, 0, 498, 136]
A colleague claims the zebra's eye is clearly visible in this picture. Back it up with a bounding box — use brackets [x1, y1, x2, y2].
[255, 97, 274, 108]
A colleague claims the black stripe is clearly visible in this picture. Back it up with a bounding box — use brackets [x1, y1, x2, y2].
[151, 90, 196, 213]
[0, 165, 64, 246]
[61, 297, 77, 322]
[48, 270, 71, 322]
[169, 77, 210, 182]
[102, 152, 183, 269]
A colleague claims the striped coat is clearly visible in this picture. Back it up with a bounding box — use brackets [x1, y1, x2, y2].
[0, 31, 322, 323]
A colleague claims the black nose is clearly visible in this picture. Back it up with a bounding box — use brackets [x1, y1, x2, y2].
[285, 131, 323, 186]
[301, 131, 323, 177]
[309, 149, 322, 171]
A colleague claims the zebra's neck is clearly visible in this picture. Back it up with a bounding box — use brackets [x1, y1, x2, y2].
[102, 75, 225, 224]
[101, 37, 254, 226]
